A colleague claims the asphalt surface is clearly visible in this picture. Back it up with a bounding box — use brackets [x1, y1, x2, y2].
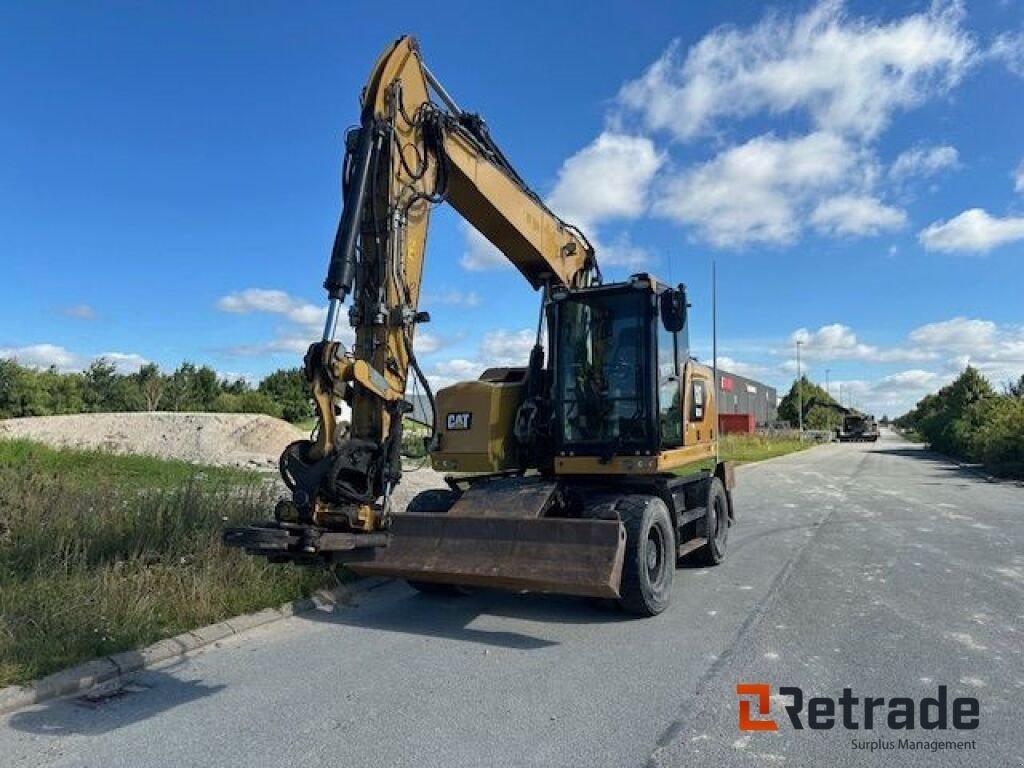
[2, 430, 1022, 767]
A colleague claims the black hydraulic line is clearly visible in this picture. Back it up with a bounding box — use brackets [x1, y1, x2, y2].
[324, 122, 378, 301]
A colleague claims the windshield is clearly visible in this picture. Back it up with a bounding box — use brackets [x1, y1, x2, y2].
[557, 292, 648, 446]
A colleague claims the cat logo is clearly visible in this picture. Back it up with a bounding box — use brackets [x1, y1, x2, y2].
[446, 412, 472, 431]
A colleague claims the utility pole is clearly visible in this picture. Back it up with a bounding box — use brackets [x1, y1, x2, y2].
[712, 259, 718, 461]
[825, 368, 830, 398]
[796, 340, 804, 440]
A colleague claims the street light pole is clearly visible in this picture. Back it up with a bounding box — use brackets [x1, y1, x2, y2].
[796, 340, 804, 440]
[824, 367, 832, 433]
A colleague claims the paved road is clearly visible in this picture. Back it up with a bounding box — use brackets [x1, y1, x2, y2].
[2, 431, 1022, 767]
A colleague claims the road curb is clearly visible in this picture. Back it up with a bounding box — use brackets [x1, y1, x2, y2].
[0, 577, 388, 717]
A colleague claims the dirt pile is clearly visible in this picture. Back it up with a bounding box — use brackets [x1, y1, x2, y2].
[0, 412, 306, 470]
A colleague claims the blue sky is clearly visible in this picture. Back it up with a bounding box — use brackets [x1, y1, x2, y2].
[2, 0, 1023, 416]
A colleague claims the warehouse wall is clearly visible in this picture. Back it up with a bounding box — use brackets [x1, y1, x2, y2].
[716, 370, 778, 425]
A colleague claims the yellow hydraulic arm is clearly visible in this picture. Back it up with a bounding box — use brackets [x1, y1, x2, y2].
[293, 35, 598, 530]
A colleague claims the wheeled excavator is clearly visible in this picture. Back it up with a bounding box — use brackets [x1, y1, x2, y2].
[225, 35, 735, 616]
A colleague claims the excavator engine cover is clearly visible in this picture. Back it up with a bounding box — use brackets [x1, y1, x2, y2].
[430, 368, 528, 474]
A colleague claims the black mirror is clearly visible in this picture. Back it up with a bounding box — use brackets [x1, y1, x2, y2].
[660, 285, 688, 333]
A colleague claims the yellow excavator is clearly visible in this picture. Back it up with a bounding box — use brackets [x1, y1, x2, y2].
[225, 35, 735, 616]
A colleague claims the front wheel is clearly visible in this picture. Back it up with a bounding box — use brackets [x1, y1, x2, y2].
[617, 496, 675, 617]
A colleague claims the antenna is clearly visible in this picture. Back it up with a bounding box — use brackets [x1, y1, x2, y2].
[712, 259, 719, 463]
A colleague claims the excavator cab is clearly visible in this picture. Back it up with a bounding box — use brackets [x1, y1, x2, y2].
[551, 275, 688, 458]
[427, 275, 692, 475]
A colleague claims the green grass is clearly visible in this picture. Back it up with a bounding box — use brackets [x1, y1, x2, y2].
[0, 439, 258, 490]
[716, 433, 813, 464]
[0, 439, 338, 687]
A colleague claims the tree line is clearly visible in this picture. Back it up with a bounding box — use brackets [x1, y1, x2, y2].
[776, 376, 846, 430]
[895, 367, 1024, 479]
[0, 358, 312, 423]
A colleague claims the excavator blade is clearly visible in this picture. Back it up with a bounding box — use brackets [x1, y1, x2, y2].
[350, 513, 626, 598]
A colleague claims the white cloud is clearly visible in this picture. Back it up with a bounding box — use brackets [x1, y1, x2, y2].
[481, 328, 536, 367]
[217, 287, 350, 358]
[547, 132, 663, 227]
[427, 327, 539, 390]
[101, 353, 151, 374]
[653, 131, 864, 247]
[597, 232, 651, 269]
[810, 194, 906, 236]
[427, 358, 483, 392]
[617, 0, 975, 141]
[846, 368, 955, 414]
[918, 208, 1024, 253]
[715, 356, 772, 380]
[908, 317, 997, 353]
[461, 132, 662, 274]
[873, 369, 946, 393]
[0, 344, 80, 371]
[216, 288, 326, 331]
[789, 323, 933, 363]
[777, 317, 1024, 413]
[989, 31, 1024, 77]
[1013, 159, 1024, 193]
[61, 304, 97, 321]
[413, 331, 442, 355]
[459, 222, 508, 271]
[889, 144, 959, 180]
[220, 337, 314, 358]
[0, 344, 149, 374]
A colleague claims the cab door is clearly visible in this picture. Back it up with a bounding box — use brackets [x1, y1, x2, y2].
[657, 320, 682, 448]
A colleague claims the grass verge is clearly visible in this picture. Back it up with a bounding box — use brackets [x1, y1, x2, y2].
[716, 433, 814, 464]
[0, 439, 337, 687]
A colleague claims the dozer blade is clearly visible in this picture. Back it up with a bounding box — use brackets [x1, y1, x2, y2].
[351, 513, 626, 599]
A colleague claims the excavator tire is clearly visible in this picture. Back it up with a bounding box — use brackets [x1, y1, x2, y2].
[694, 477, 729, 566]
[617, 495, 675, 617]
[402, 489, 466, 597]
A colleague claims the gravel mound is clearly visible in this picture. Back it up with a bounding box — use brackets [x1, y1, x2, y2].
[0, 412, 306, 470]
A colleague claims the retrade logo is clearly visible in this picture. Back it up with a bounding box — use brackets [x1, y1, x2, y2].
[736, 684, 980, 732]
[736, 684, 778, 731]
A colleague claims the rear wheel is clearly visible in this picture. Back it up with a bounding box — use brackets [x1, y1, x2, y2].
[403, 489, 464, 596]
[617, 495, 675, 617]
[695, 478, 729, 566]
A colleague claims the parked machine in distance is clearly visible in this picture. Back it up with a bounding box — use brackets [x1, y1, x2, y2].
[224, 35, 735, 616]
[837, 413, 880, 442]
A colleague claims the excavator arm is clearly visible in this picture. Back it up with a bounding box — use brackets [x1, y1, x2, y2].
[277, 36, 598, 534]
